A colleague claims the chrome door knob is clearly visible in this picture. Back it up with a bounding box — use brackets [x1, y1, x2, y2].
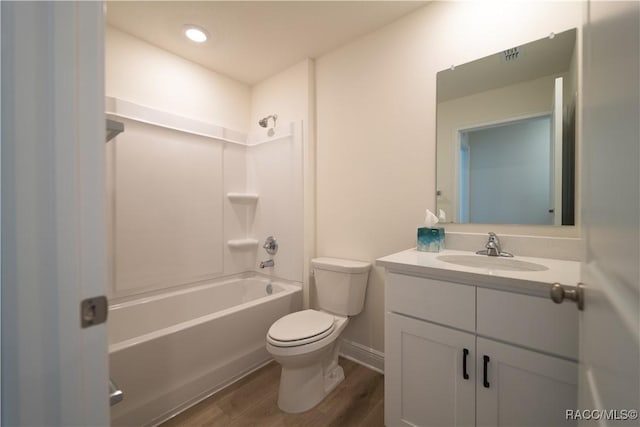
[550, 283, 584, 311]
[109, 378, 124, 406]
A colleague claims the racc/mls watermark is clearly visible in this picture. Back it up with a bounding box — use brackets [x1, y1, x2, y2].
[566, 409, 638, 421]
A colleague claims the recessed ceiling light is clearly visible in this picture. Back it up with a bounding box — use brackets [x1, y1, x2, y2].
[184, 25, 208, 43]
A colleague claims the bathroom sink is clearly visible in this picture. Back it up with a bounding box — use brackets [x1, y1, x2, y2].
[436, 254, 548, 272]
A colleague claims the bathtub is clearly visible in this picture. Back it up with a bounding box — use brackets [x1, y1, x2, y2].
[109, 274, 302, 426]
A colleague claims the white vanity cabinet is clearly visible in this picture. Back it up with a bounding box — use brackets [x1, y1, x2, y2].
[384, 271, 578, 427]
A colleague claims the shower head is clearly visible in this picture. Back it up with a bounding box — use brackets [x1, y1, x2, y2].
[259, 114, 278, 128]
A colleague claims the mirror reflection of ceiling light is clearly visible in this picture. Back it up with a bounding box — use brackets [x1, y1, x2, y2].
[184, 25, 208, 43]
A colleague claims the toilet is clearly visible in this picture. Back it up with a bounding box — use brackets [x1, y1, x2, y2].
[266, 257, 371, 413]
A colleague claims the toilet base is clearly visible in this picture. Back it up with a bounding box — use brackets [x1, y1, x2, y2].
[324, 363, 344, 394]
[276, 361, 345, 414]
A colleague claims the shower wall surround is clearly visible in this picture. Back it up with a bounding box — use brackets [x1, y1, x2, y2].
[246, 132, 304, 282]
[106, 98, 303, 301]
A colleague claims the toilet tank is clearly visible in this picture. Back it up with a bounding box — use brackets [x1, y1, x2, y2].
[311, 257, 371, 316]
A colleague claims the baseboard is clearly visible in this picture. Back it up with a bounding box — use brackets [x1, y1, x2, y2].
[339, 339, 384, 374]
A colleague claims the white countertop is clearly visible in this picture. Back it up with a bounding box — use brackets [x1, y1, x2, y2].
[376, 248, 581, 297]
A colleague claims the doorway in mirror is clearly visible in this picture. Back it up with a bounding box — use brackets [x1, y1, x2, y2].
[458, 114, 552, 225]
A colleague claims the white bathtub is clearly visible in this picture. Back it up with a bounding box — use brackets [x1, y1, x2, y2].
[109, 275, 302, 426]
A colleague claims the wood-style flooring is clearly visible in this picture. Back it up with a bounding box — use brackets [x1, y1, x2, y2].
[161, 358, 384, 427]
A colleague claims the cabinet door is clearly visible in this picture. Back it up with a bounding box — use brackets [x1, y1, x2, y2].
[386, 313, 475, 427]
[476, 337, 577, 427]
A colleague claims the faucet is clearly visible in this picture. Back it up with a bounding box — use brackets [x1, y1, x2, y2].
[476, 232, 513, 257]
[259, 259, 274, 268]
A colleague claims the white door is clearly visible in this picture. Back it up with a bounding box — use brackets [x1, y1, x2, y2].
[1, 2, 109, 425]
[551, 77, 564, 226]
[475, 337, 578, 427]
[386, 313, 475, 427]
[579, 1, 640, 425]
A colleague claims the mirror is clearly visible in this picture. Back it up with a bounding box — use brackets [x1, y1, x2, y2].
[436, 29, 577, 226]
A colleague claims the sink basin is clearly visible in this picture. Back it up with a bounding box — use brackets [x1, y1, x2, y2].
[436, 254, 548, 272]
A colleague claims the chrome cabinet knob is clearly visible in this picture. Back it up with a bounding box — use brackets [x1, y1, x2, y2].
[550, 283, 584, 311]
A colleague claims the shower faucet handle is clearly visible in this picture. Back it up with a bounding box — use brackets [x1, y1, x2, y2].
[263, 236, 278, 255]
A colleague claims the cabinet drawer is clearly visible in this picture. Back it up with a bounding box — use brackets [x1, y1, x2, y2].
[477, 287, 578, 360]
[386, 272, 475, 332]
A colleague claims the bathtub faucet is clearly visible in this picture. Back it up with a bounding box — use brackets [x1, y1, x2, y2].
[260, 259, 274, 268]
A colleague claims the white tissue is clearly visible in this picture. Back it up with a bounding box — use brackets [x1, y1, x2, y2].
[438, 209, 447, 223]
[424, 209, 439, 227]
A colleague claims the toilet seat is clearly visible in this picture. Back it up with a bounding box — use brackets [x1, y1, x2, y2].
[268, 310, 336, 348]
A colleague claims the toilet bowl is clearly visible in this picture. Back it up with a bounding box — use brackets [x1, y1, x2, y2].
[266, 257, 371, 413]
[266, 309, 348, 413]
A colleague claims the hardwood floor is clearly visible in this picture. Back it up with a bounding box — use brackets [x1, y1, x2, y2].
[161, 358, 384, 427]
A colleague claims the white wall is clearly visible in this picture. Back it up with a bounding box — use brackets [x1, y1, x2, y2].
[250, 59, 313, 136]
[315, 1, 584, 353]
[106, 26, 251, 132]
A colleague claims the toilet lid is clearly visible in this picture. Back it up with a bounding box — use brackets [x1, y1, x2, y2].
[268, 310, 335, 344]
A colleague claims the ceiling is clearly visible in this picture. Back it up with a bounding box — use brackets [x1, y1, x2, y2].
[437, 28, 577, 102]
[106, 1, 428, 85]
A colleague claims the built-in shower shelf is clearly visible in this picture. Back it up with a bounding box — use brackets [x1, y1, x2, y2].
[227, 192, 259, 203]
[227, 239, 259, 250]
